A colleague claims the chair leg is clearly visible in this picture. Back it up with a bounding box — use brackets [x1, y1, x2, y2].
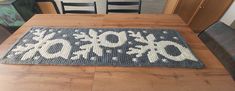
[51, 0, 60, 14]
[94, 2, 97, 14]
[61, 1, 65, 14]
[106, 0, 108, 14]
[139, 0, 142, 14]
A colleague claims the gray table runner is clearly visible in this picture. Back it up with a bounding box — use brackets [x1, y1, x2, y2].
[0, 27, 204, 68]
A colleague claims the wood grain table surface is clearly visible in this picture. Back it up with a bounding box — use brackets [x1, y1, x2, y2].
[0, 14, 235, 91]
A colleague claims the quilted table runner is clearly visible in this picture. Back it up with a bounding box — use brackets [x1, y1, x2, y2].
[0, 27, 204, 68]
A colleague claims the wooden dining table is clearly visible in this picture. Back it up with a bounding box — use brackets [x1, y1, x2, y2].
[0, 14, 235, 91]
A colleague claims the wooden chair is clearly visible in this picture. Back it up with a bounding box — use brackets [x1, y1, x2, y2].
[106, 0, 142, 14]
[61, 1, 97, 14]
[36, 0, 60, 14]
[198, 22, 235, 80]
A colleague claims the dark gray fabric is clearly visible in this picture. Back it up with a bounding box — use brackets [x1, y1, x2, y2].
[231, 20, 235, 29]
[1, 27, 204, 68]
[199, 22, 235, 79]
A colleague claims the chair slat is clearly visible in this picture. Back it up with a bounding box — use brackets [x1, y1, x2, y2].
[108, 9, 140, 13]
[106, 0, 142, 14]
[61, 1, 97, 14]
[64, 10, 96, 14]
[63, 3, 95, 6]
[107, 2, 140, 5]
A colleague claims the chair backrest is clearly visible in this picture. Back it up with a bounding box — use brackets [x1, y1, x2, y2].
[106, 0, 142, 14]
[61, 1, 97, 14]
[36, 0, 60, 14]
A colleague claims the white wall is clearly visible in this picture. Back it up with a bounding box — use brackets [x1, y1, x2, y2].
[220, 1, 235, 26]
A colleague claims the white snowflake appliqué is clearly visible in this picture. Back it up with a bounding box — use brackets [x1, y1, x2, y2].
[162, 58, 168, 63]
[71, 29, 127, 60]
[126, 31, 198, 63]
[11, 29, 71, 60]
